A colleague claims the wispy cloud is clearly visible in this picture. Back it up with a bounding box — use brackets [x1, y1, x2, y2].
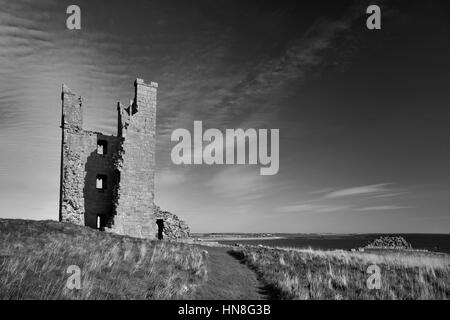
[206, 0, 376, 128]
[277, 182, 409, 215]
[324, 183, 394, 199]
[354, 205, 413, 212]
[205, 166, 284, 202]
[371, 192, 407, 199]
[277, 203, 349, 214]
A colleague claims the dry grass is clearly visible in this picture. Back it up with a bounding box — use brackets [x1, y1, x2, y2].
[231, 246, 450, 300]
[0, 219, 208, 299]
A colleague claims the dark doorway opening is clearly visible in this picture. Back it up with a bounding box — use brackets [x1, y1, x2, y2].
[156, 219, 164, 240]
[97, 215, 106, 231]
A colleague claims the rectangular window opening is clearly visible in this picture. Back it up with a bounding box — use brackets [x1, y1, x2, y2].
[97, 140, 107, 155]
[96, 174, 107, 190]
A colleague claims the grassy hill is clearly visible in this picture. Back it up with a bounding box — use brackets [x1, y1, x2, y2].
[1, 218, 449, 300]
[230, 246, 450, 299]
[0, 219, 207, 299]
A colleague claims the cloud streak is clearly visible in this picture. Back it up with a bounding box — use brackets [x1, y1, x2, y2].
[354, 205, 413, 212]
[324, 183, 394, 199]
[277, 182, 409, 215]
[277, 203, 349, 214]
[206, 0, 376, 128]
[204, 166, 285, 202]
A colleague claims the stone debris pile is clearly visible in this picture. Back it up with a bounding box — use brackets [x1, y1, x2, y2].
[365, 236, 413, 250]
[154, 206, 190, 240]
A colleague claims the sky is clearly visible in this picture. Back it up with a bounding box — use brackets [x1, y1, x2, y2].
[0, 0, 449, 233]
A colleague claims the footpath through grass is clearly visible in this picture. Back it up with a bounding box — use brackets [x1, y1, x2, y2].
[192, 246, 268, 300]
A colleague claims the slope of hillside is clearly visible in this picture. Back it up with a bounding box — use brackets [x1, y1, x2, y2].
[3, 218, 449, 300]
[231, 246, 450, 299]
[0, 219, 207, 299]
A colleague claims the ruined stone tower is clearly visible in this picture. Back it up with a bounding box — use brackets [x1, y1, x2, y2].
[59, 79, 160, 239]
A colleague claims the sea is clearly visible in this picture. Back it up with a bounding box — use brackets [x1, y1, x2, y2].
[218, 234, 450, 254]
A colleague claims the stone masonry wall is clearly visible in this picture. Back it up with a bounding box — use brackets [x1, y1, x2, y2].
[110, 80, 158, 238]
[60, 85, 120, 228]
[59, 85, 85, 225]
[59, 79, 184, 240]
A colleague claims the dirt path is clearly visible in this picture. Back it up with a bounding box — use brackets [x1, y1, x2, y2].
[192, 246, 268, 300]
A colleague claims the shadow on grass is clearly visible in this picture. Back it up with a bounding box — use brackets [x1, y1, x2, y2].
[227, 250, 284, 300]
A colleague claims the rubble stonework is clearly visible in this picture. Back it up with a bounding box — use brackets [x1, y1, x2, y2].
[365, 236, 413, 250]
[59, 79, 189, 240]
[154, 206, 190, 240]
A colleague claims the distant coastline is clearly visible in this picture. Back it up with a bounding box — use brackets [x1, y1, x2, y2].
[198, 236, 285, 241]
[193, 233, 286, 241]
[196, 233, 450, 254]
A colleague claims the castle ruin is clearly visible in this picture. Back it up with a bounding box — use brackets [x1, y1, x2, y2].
[59, 79, 189, 239]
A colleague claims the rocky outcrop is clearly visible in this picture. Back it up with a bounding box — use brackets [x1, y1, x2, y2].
[365, 236, 412, 250]
[154, 206, 190, 240]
